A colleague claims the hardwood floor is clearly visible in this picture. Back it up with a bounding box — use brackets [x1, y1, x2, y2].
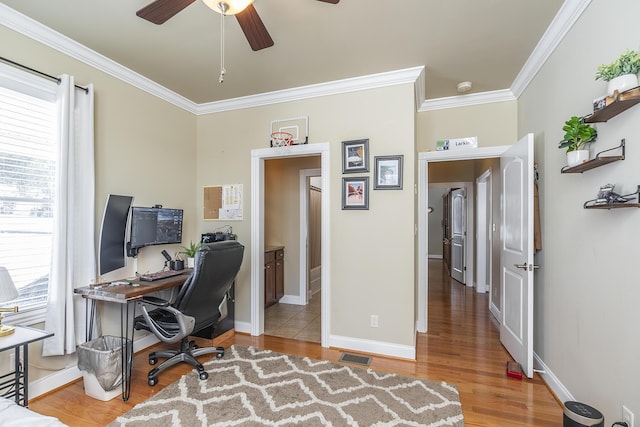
[29, 260, 562, 426]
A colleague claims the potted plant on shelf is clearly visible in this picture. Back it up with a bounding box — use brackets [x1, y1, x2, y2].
[179, 241, 201, 268]
[595, 49, 640, 96]
[558, 116, 597, 166]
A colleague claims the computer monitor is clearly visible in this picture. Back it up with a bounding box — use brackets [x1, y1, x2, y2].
[127, 206, 183, 256]
[98, 194, 133, 276]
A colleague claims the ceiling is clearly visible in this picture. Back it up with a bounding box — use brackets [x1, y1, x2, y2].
[2, 0, 564, 105]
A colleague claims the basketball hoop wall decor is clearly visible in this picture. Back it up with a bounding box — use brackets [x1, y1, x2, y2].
[270, 116, 309, 147]
[270, 131, 293, 147]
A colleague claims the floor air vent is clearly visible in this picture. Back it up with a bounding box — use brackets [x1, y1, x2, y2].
[339, 353, 371, 366]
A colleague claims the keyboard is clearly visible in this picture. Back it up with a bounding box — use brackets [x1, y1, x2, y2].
[139, 269, 185, 282]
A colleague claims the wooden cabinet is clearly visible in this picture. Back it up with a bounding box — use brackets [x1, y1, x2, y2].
[265, 246, 284, 307]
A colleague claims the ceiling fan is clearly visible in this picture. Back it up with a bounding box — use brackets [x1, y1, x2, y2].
[136, 0, 340, 51]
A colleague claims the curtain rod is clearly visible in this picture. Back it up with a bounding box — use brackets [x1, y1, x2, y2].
[0, 56, 88, 93]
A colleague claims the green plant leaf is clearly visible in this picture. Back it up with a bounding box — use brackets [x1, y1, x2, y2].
[595, 49, 640, 81]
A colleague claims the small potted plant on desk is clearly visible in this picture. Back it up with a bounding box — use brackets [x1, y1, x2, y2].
[595, 49, 640, 97]
[179, 241, 201, 269]
[559, 116, 597, 167]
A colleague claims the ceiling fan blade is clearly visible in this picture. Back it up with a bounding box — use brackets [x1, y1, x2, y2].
[136, 0, 196, 25]
[317, 0, 340, 3]
[235, 4, 274, 51]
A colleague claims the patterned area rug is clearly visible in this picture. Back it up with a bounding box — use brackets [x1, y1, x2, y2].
[108, 345, 464, 426]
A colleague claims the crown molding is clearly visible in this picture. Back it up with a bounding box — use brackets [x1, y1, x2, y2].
[0, 4, 198, 114]
[196, 66, 425, 115]
[510, 0, 592, 97]
[419, 89, 516, 112]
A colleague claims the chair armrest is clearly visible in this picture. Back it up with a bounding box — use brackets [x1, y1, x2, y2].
[141, 296, 170, 307]
[140, 305, 195, 344]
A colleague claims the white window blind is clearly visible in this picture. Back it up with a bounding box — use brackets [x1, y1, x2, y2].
[0, 85, 56, 310]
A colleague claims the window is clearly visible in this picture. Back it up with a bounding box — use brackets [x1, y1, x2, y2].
[0, 70, 57, 317]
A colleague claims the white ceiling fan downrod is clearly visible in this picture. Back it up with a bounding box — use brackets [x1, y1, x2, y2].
[218, 2, 228, 83]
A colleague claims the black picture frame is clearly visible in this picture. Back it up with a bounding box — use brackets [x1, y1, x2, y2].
[341, 139, 369, 174]
[374, 155, 403, 190]
[341, 177, 369, 210]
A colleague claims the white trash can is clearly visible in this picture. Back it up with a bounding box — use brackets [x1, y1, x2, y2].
[77, 336, 131, 401]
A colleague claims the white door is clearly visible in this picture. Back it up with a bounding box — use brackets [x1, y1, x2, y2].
[450, 188, 465, 284]
[500, 133, 535, 378]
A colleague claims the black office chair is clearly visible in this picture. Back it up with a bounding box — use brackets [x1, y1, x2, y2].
[133, 240, 244, 386]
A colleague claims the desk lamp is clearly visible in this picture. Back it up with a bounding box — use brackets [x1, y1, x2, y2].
[0, 267, 19, 337]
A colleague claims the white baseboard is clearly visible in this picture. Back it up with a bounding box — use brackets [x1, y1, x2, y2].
[329, 334, 415, 360]
[29, 365, 82, 400]
[279, 295, 305, 305]
[428, 254, 443, 259]
[534, 352, 573, 404]
[234, 320, 251, 334]
[489, 302, 500, 321]
[309, 266, 321, 294]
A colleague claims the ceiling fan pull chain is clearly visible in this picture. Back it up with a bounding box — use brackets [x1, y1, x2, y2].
[218, 4, 227, 83]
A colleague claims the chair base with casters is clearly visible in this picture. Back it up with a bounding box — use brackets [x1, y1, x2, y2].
[146, 337, 224, 386]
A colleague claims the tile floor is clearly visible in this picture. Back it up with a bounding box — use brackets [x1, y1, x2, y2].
[264, 292, 321, 343]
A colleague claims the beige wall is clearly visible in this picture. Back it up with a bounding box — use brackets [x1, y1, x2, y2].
[1, 26, 197, 373]
[196, 84, 417, 348]
[265, 156, 321, 297]
[518, 0, 640, 420]
[417, 101, 517, 152]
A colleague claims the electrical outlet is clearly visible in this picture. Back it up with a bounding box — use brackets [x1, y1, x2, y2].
[623, 405, 634, 427]
[370, 315, 379, 328]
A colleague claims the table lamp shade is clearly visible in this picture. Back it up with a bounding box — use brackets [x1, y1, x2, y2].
[0, 267, 18, 303]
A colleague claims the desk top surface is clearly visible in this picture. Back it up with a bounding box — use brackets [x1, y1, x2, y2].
[74, 271, 191, 303]
[0, 326, 53, 351]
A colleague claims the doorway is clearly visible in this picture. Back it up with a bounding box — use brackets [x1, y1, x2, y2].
[417, 147, 507, 333]
[250, 144, 330, 347]
[262, 167, 322, 342]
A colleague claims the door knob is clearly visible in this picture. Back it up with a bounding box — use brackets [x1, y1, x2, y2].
[514, 263, 540, 271]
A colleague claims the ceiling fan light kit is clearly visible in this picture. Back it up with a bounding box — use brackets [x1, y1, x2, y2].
[202, 0, 253, 15]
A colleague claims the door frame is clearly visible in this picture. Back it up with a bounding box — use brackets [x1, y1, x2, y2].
[299, 168, 321, 304]
[476, 168, 492, 294]
[251, 144, 330, 347]
[417, 146, 507, 333]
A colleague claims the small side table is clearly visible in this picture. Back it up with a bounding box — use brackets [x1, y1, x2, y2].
[0, 326, 53, 407]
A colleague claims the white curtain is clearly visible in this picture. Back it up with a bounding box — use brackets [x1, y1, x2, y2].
[42, 75, 95, 356]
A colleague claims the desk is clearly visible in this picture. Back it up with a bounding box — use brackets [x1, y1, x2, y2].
[0, 326, 53, 407]
[74, 271, 190, 401]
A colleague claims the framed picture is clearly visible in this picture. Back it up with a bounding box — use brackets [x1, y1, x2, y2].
[342, 177, 369, 210]
[374, 155, 403, 190]
[341, 139, 369, 173]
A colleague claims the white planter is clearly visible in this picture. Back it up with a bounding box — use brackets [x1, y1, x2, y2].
[567, 150, 589, 166]
[607, 74, 638, 96]
[187, 257, 195, 268]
